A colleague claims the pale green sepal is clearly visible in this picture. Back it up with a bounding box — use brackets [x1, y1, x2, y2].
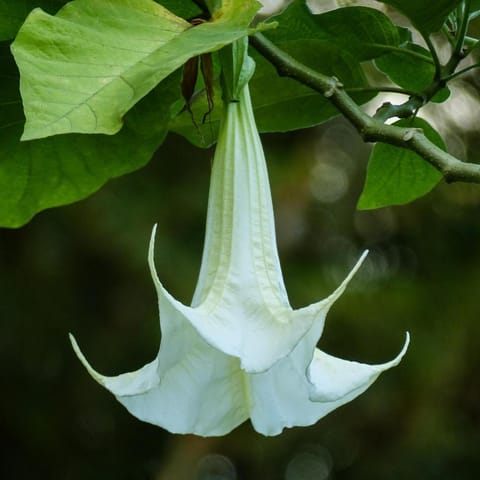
[307, 332, 410, 402]
[220, 37, 255, 102]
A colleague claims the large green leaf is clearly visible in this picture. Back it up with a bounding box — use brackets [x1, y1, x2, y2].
[376, 0, 461, 33]
[0, 0, 66, 40]
[267, 1, 400, 61]
[11, 0, 262, 140]
[0, 43, 182, 228]
[357, 118, 444, 210]
[0, 0, 205, 38]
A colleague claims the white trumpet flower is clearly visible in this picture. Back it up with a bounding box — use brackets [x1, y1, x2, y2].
[70, 81, 408, 437]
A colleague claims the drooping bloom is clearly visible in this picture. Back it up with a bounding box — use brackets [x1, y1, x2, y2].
[71, 72, 408, 437]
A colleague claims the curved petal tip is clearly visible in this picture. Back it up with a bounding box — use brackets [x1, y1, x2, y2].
[148, 224, 162, 288]
[339, 250, 369, 291]
[398, 331, 410, 362]
[324, 250, 369, 307]
[307, 331, 410, 403]
[69, 333, 107, 386]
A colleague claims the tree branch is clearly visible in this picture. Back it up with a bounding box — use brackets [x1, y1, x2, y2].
[250, 33, 480, 184]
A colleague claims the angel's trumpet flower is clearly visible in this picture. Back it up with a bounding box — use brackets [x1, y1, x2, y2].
[71, 61, 408, 436]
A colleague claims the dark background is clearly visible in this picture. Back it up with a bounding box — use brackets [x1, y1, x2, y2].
[1, 95, 480, 479]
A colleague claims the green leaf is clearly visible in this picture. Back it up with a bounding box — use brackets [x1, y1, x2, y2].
[375, 43, 433, 90]
[358, 118, 445, 210]
[11, 0, 261, 140]
[375, 43, 450, 102]
[376, 0, 461, 33]
[471, 0, 480, 16]
[0, 43, 182, 228]
[397, 26, 413, 44]
[168, 82, 222, 148]
[267, 1, 400, 61]
[0, 0, 66, 40]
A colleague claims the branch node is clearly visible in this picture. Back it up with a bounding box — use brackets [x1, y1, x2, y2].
[324, 77, 343, 98]
[332, 76, 344, 89]
[402, 128, 422, 142]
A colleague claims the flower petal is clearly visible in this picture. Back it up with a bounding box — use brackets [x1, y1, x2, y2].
[155, 228, 370, 374]
[307, 332, 410, 402]
[191, 85, 287, 309]
[71, 329, 248, 436]
[290, 251, 369, 367]
[243, 338, 354, 436]
[295, 250, 369, 321]
[69, 229, 250, 436]
[243, 332, 409, 436]
[162, 81, 372, 374]
[70, 334, 160, 396]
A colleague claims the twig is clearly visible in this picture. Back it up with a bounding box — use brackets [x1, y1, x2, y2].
[443, 62, 479, 82]
[422, 34, 442, 80]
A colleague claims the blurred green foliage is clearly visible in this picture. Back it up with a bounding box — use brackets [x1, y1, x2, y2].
[1, 108, 480, 478]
